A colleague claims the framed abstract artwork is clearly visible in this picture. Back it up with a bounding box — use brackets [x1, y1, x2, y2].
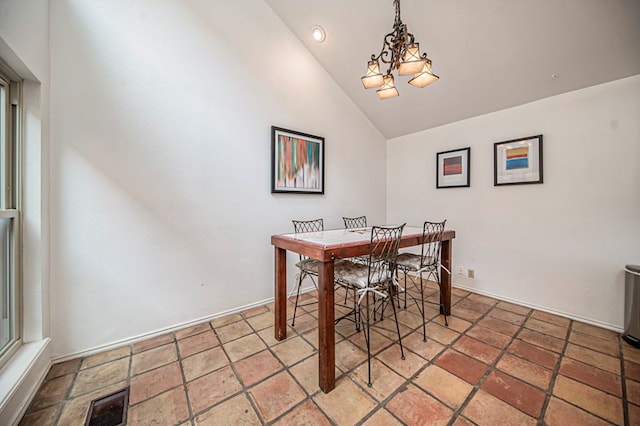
[271, 126, 324, 194]
[436, 147, 470, 188]
[494, 135, 543, 186]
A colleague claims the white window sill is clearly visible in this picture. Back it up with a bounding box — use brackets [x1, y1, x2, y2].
[0, 339, 51, 425]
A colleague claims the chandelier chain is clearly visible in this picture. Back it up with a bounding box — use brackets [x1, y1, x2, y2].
[393, 0, 401, 26]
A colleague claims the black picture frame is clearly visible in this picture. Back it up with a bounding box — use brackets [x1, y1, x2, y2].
[494, 135, 543, 186]
[271, 126, 325, 194]
[436, 147, 471, 188]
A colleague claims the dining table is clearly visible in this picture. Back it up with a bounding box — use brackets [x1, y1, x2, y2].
[271, 225, 456, 393]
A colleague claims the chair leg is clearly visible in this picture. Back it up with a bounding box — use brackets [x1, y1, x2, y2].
[395, 269, 402, 309]
[402, 271, 408, 309]
[388, 283, 405, 360]
[419, 272, 427, 342]
[353, 288, 362, 333]
[354, 286, 361, 332]
[373, 293, 379, 321]
[365, 291, 372, 387]
[291, 272, 305, 327]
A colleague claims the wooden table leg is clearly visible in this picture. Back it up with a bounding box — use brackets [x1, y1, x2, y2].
[317, 260, 335, 393]
[274, 247, 287, 341]
[441, 239, 452, 316]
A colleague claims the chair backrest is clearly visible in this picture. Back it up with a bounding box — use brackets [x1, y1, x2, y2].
[292, 218, 324, 234]
[420, 220, 446, 268]
[367, 224, 405, 285]
[292, 219, 324, 261]
[343, 216, 367, 229]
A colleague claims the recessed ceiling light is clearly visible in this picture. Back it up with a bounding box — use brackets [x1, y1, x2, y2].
[312, 26, 326, 43]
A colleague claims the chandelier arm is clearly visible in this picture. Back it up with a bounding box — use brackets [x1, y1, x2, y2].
[378, 50, 392, 65]
[370, 33, 394, 66]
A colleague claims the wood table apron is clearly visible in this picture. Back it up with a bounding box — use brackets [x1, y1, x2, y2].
[271, 227, 456, 393]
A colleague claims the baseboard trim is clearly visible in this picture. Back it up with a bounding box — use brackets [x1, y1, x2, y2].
[53, 297, 275, 362]
[52, 278, 623, 368]
[452, 282, 623, 332]
[0, 338, 52, 426]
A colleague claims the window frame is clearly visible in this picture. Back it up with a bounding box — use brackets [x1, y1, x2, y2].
[0, 63, 22, 369]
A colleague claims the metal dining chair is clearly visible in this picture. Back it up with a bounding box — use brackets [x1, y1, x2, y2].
[395, 220, 449, 341]
[343, 216, 369, 266]
[290, 218, 353, 329]
[334, 224, 406, 387]
[343, 216, 367, 229]
[290, 218, 324, 326]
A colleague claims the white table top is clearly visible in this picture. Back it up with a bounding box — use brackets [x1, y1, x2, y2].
[282, 226, 425, 246]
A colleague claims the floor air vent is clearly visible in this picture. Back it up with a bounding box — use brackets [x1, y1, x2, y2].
[85, 387, 129, 426]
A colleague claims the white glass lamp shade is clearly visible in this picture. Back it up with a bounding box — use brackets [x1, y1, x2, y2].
[398, 43, 426, 76]
[361, 60, 384, 89]
[376, 74, 399, 99]
[408, 60, 439, 88]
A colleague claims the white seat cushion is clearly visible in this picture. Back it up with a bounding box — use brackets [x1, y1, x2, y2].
[395, 253, 436, 271]
[296, 258, 347, 274]
[334, 261, 391, 289]
[295, 258, 320, 273]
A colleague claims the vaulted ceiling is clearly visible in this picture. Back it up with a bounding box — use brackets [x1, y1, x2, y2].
[265, 0, 640, 139]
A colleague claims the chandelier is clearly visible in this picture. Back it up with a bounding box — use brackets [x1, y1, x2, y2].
[361, 0, 439, 99]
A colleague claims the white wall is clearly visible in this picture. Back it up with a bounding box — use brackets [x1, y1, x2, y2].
[0, 1, 51, 423]
[48, 0, 386, 358]
[387, 75, 640, 330]
[0, 0, 50, 344]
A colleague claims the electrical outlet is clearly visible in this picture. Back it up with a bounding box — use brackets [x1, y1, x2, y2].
[458, 266, 464, 274]
[468, 269, 475, 278]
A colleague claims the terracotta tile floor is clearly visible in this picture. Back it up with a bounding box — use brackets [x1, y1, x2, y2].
[19, 277, 640, 425]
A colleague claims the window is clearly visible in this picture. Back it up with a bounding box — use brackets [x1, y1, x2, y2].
[0, 63, 21, 369]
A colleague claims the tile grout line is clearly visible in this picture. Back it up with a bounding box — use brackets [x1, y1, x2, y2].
[270, 304, 338, 425]
[240, 309, 314, 426]
[352, 292, 429, 425]
[403, 280, 476, 426]
[126, 344, 132, 424]
[363, 278, 514, 425]
[350, 277, 481, 425]
[279, 277, 437, 425]
[177, 325, 204, 425]
[127, 338, 181, 406]
[208, 314, 276, 425]
[343, 277, 447, 426]
[275, 295, 390, 425]
[24, 287, 638, 426]
[211, 307, 335, 425]
[53, 360, 81, 425]
[619, 336, 630, 426]
[536, 317, 573, 426]
[547, 323, 628, 425]
[444, 296, 536, 424]
[208, 316, 267, 424]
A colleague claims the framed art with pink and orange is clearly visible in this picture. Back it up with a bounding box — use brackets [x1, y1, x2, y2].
[437, 147, 470, 188]
[271, 126, 324, 194]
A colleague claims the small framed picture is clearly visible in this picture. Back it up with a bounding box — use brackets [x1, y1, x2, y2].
[436, 147, 470, 188]
[494, 135, 543, 186]
[271, 126, 324, 194]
